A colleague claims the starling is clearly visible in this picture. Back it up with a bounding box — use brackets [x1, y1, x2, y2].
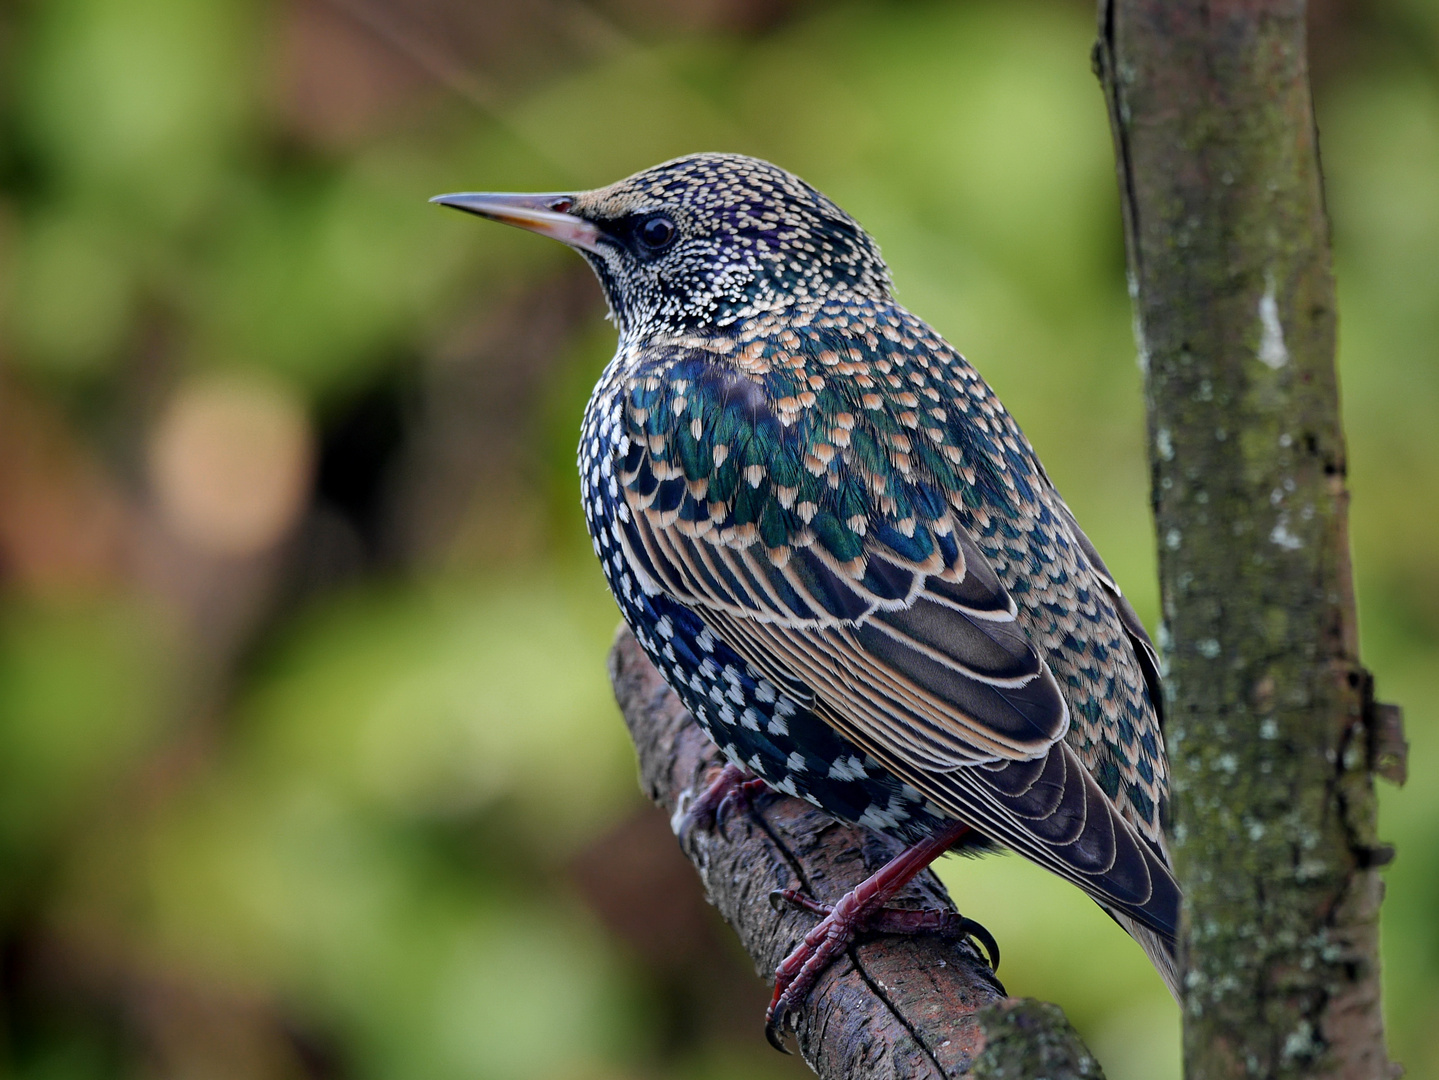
[433, 154, 1180, 1042]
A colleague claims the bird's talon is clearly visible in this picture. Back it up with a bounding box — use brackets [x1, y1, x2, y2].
[712, 798, 731, 842]
[966, 917, 1001, 972]
[764, 1015, 793, 1054]
[673, 763, 757, 844]
[764, 976, 804, 1054]
[714, 790, 742, 841]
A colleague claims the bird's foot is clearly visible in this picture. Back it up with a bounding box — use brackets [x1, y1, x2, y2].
[762, 888, 999, 1052]
[757, 819, 983, 1051]
[673, 762, 769, 845]
[771, 888, 1000, 966]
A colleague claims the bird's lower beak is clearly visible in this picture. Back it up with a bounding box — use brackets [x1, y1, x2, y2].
[430, 192, 603, 254]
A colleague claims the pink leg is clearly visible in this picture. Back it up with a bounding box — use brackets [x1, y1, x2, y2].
[674, 762, 770, 844]
[764, 820, 990, 1051]
[770, 889, 998, 969]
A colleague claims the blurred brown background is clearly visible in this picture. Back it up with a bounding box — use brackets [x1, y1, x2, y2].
[0, 1, 1436, 1077]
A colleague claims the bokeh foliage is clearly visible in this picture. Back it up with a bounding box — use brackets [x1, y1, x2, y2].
[0, 1, 1435, 1078]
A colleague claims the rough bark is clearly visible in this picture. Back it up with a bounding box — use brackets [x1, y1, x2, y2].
[608, 627, 1104, 1079]
[970, 1000, 1107, 1080]
[1093, 3, 1403, 1078]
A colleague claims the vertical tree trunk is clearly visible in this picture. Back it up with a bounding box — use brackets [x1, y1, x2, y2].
[1093, 2, 1402, 1078]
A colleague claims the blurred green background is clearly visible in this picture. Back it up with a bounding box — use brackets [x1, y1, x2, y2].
[0, 0, 1434, 1077]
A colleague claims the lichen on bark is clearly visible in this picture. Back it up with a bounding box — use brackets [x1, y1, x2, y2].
[971, 1000, 1107, 1080]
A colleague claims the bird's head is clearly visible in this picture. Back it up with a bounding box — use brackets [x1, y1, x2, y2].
[433, 153, 893, 340]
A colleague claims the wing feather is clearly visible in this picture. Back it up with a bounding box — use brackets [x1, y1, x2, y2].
[610, 343, 1176, 945]
[628, 497, 1179, 941]
[1052, 499, 1166, 731]
[814, 704, 1178, 942]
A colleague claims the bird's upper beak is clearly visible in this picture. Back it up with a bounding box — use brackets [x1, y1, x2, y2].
[429, 192, 603, 254]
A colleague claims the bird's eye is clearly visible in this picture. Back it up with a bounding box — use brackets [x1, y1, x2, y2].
[636, 214, 677, 253]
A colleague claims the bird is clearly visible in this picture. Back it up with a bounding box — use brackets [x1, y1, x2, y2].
[433, 153, 1180, 1046]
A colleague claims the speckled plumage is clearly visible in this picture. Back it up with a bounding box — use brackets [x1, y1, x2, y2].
[439, 153, 1180, 998]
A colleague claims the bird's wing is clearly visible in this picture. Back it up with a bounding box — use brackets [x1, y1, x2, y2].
[609, 341, 1177, 939]
[807, 684, 1178, 942]
[1050, 498, 1166, 732]
[613, 351, 1069, 769]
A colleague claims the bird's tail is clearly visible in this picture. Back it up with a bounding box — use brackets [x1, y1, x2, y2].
[1109, 908, 1181, 1002]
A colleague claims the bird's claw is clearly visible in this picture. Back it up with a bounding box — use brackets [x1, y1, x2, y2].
[955, 915, 1001, 972]
[769, 886, 999, 969]
[762, 886, 1001, 1051]
[765, 1013, 794, 1053]
[763, 893, 857, 1054]
[712, 785, 750, 842]
[673, 763, 768, 846]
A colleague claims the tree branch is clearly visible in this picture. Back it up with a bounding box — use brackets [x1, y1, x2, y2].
[1094, 2, 1403, 1076]
[608, 626, 1105, 1079]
